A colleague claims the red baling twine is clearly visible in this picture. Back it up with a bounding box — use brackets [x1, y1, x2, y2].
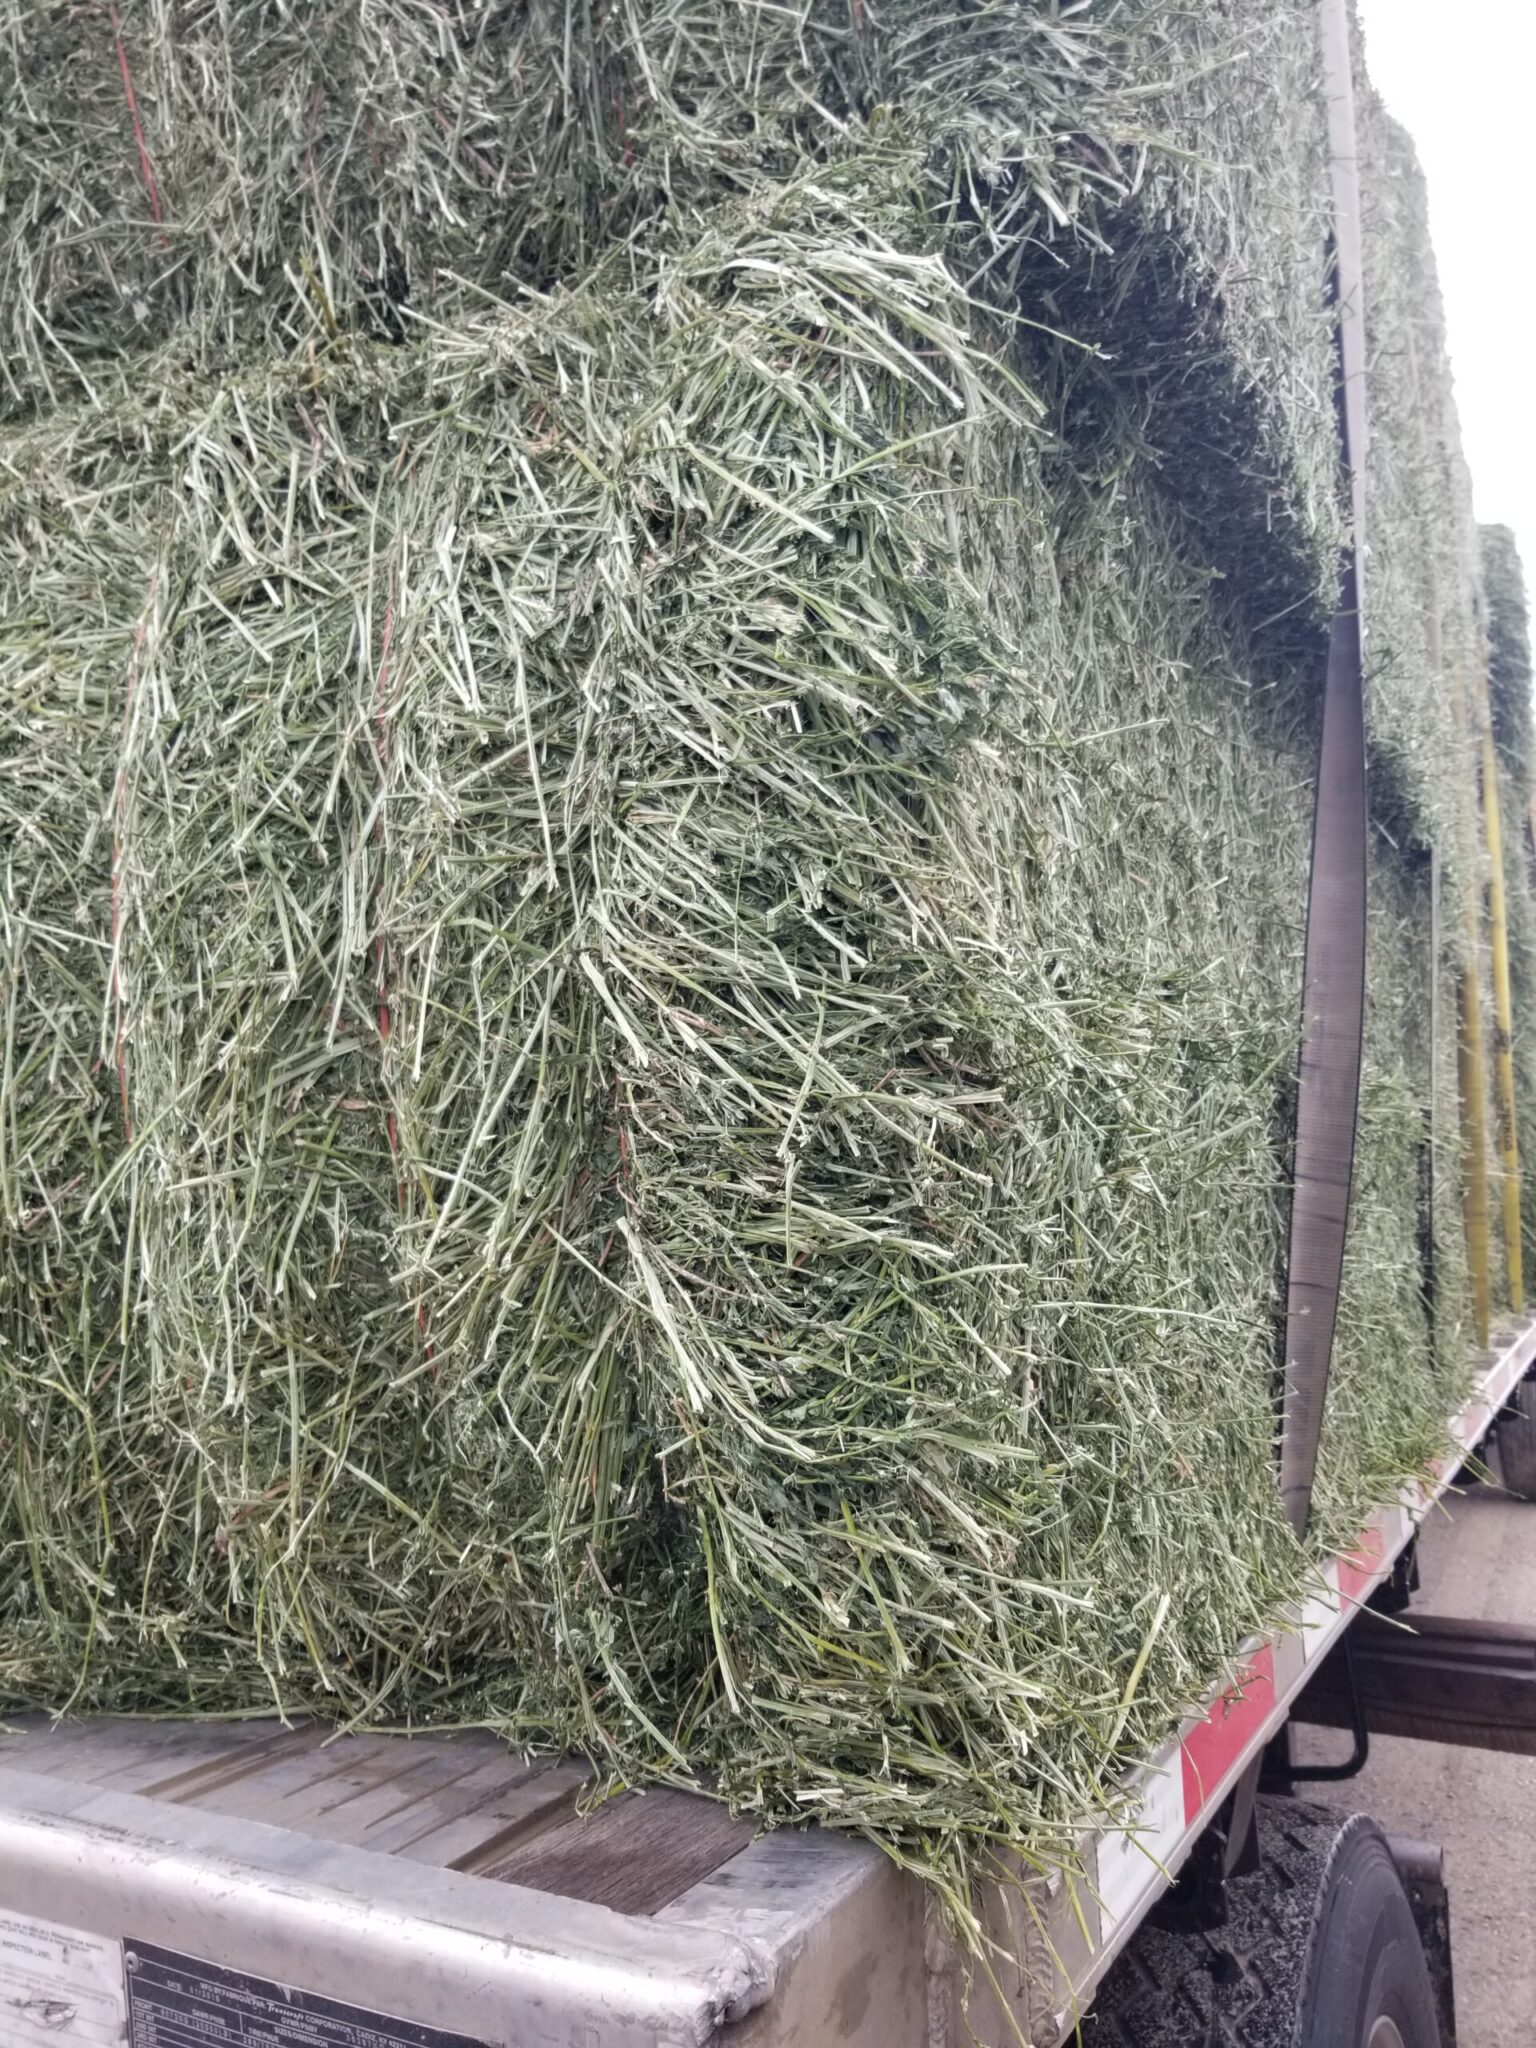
[109, 5, 166, 236]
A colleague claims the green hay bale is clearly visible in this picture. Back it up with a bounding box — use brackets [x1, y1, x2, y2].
[0, 0, 1511, 1925]
[1483, 526, 1533, 789]
[1356, 102, 1472, 871]
[1482, 524, 1536, 1274]
[1320, 842, 1470, 1532]
[1, 0, 1335, 491]
[2, 186, 1318, 1897]
[1351, 89, 1503, 1327]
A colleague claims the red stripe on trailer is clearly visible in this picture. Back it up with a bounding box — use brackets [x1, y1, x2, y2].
[1336, 1526, 1384, 1607]
[1458, 1405, 1489, 1452]
[1180, 1643, 1276, 1817]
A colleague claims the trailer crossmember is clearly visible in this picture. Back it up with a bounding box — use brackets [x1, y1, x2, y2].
[1294, 1611, 1536, 1758]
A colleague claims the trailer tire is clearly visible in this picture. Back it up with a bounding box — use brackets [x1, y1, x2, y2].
[1496, 1379, 1536, 1501]
[1087, 1800, 1441, 2047]
[1297, 1820, 1440, 2048]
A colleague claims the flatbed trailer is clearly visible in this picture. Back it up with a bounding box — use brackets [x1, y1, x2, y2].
[4, 1325, 1533, 2048]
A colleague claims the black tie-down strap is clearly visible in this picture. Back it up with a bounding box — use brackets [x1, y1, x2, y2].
[1280, 0, 1370, 1539]
[1280, 561, 1369, 1535]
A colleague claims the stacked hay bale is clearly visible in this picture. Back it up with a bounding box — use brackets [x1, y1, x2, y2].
[0, 0, 1522, 1912]
[1316, 85, 1479, 1515]
[1482, 523, 1536, 1271]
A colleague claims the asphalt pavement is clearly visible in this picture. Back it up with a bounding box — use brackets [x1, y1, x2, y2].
[1296, 1474, 1536, 2046]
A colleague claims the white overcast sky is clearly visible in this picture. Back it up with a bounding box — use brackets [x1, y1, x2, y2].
[1356, 1, 1535, 568]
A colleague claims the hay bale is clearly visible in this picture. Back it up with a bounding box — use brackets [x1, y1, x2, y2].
[0, 0, 1516, 1916]
[2, 2, 1335, 439]
[1482, 523, 1536, 1275]
[1484, 525, 1533, 797]
[1321, 90, 1485, 1421]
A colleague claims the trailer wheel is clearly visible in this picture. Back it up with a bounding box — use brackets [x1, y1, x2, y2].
[1298, 1819, 1441, 2048]
[1088, 1799, 1441, 2047]
[1496, 1379, 1536, 1501]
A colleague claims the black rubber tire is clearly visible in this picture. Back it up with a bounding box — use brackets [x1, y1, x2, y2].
[1087, 1799, 1440, 2048]
[1296, 1819, 1440, 2048]
[1497, 1379, 1536, 1502]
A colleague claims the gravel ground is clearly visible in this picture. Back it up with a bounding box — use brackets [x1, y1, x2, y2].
[1296, 1476, 1536, 2046]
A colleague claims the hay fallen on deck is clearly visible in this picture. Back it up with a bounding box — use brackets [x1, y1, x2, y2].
[0, 0, 1512, 1919]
